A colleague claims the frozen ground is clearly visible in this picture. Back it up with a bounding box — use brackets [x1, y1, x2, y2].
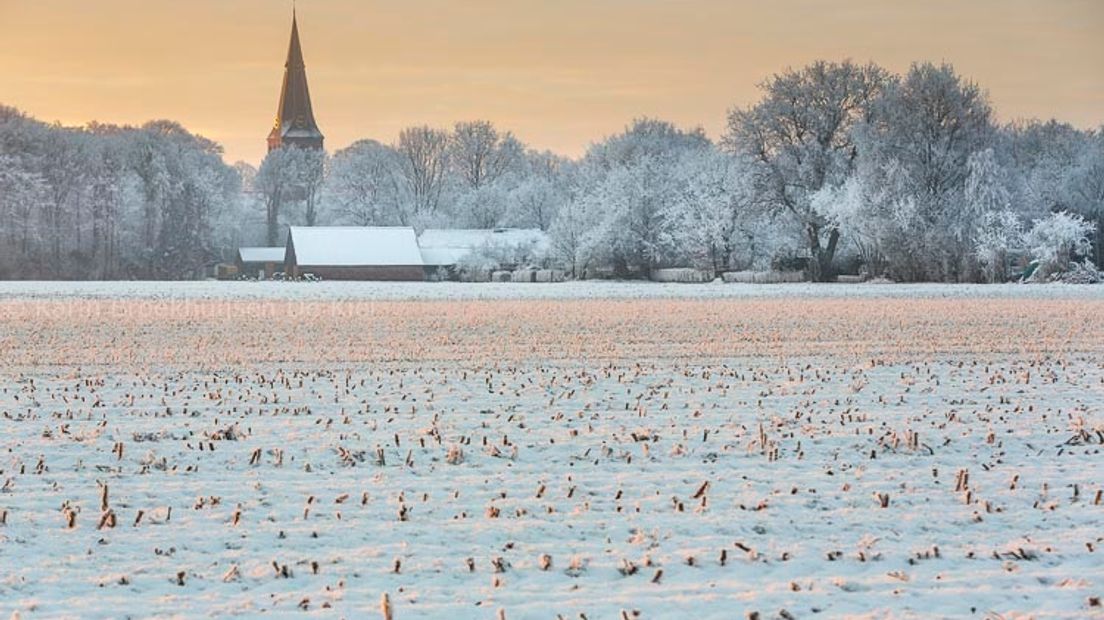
[2, 279, 1104, 302]
[0, 284, 1102, 619]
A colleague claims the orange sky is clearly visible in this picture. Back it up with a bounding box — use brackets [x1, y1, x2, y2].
[2, 0, 1101, 165]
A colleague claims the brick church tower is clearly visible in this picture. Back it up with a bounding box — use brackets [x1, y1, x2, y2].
[267, 10, 324, 152]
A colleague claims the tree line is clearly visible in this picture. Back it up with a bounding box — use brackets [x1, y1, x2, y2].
[0, 110, 241, 279]
[2, 60, 1102, 281]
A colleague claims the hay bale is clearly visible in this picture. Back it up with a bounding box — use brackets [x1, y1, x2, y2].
[534, 269, 566, 283]
[459, 268, 492, 283]
[511, 270, 536, 283]
[650, 268, 712, 283]
[722, 271, 754, 283]
[491, 270, 513, 282]
[722, 270, 805, 284]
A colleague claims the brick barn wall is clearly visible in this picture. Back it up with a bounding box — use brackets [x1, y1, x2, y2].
[296, 265, 425, 281]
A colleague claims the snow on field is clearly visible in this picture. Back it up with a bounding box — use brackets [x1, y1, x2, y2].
[1, 279, 1103, 302]
[0, 286, 1102, 619]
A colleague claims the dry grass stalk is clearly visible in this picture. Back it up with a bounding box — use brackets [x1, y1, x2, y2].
[222, 564, 241, 582]
[380, 593, 393, 620]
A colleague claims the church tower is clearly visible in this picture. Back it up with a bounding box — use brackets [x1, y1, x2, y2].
[267, 10, 324, 151]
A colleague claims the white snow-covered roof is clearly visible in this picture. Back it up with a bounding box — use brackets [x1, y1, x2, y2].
[419, 228, 548, 249]
[418, 228, 549, 266]
[238, 247, 286, 263]
[419, 247, 471, 267]
[288, 226, 424, 267]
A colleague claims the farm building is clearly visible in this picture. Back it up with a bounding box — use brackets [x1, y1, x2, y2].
[418, 228, 550, 279]
[284, 226, 425, 281]
[236, 247, 286, 279]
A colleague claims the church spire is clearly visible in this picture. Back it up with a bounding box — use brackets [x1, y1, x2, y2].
[267, 10, 324, 152]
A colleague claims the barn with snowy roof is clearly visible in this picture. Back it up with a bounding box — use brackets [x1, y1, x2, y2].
[236, 247, 286, 279]
[284, 226, 425, 281]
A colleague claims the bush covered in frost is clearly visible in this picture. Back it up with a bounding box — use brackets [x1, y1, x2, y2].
[1025, 211, 1096, 279]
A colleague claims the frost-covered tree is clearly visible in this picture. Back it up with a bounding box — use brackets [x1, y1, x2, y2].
[855, 62, 996, 281]
[662, 149, 754, 272]
[564, 119, 712, 276]
[326, 139, 409, 226]
[0, 155, 49, 274]
[504, 150, 571, 231]
[548, 194, 600, 278]
[143, 121, 239, 278]
[963, 149, 1020, 282]
[452, 183, 510, 229]
[449, 121, 524, 190]
[84, 130, 128, 278]
[1025, 211, 1095, 278]
[1066, 130, 1104, 264]
[396, 125, 451, 220]
[810, 177, 888, 277]
[586, 158, 670, 273]
[723, 60, 891, 280]
[973, 209, 1024, 282]
[999, 123, 1103, 266]
[965, 149, 1011, 217]
[38, 127, 89, 271]
[290, 147, 327, 227]
[998, 121, 1082, 218]
[256, 147, 296, 246]
[256, 145, 326, 240]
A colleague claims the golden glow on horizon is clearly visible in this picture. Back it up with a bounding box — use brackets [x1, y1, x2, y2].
[1, 0, 1101, 164]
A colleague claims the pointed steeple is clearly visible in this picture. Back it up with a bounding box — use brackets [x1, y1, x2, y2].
[267, 10, 324, 152]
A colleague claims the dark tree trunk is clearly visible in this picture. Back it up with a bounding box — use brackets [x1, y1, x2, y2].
[266, 194, 281, 247]
[806, 223, 839, 282]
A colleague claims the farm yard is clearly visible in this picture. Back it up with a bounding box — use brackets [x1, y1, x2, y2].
[0, 283, 1102, 619]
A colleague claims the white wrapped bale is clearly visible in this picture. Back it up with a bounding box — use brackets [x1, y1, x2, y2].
[650, 268, 712, 283]
[491, 270, 513, 282]
[722, 270, 805, 284]
[511, 270, 536, 283]
[533, 269, 566, 283]
[459, 268, 493, 282]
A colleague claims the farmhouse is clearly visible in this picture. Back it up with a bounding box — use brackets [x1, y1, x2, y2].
[284, 226, 425, 281]
[236, 247, 286, 279]
[228, 227, 553, 281]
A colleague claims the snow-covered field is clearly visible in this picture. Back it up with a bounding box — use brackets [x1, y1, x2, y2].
[3, 279, 1104, 301]
[1, 283, 1102, 619]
